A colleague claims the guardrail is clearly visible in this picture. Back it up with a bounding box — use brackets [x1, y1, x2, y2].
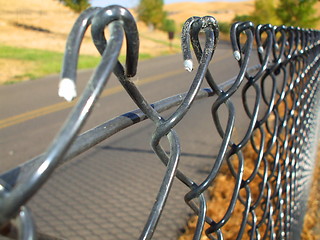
[0, 5, 319, 240]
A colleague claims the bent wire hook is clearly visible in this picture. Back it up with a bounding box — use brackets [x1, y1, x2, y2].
[90, 5, 139, 79]
[179, 16, 223, 240]
[59, 7, 101, 102]
[87, 13, 220, 240]
[0, 6, 129, 238]
[142, 17, 220, 240]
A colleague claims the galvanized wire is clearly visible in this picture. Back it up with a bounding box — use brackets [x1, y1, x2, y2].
[0, 5, 320, 240]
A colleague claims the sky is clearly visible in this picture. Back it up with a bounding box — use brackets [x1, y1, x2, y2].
[90, 0, 243, 9]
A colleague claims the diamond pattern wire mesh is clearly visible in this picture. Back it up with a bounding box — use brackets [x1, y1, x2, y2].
[0, 5, 319, 240]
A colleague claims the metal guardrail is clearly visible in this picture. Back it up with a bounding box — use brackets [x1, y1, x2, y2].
[1, 5, 320, 240]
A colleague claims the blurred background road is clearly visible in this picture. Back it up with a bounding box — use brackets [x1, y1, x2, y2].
[0, 44, 256, 239]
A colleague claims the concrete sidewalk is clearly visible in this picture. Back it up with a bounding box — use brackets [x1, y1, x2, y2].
[27, 99, 219, 240]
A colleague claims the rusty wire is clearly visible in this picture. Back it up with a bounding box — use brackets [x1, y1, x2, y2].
[0, 5, 320, 240]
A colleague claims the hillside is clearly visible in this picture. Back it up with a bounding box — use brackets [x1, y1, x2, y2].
[0, 0, 178, 83]
[0, 0, 319, 83]
[165, 1, 320, 28]
[164, 1, 255, 26]
[0, 0, 78, 53]
[1, 0, 319, 55]
[0, 0, 180, 56]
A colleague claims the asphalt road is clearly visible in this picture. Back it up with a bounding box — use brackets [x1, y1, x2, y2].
[0, 42, 244, 173]
[0, 43, 258, 239]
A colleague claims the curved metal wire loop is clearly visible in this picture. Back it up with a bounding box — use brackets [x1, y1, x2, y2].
[0, 6, 128, 236]
[1, 5, 320, 240]
[138, 16, 219, 240]
[15, 206, 37, 240]
[90, 5, 139, 78]
[96, 13, 220, 240]
[181, 21, 253, 239]
[178, 16, 222, 240]
[202, 21, 319, 239]
[58, 7, 101, 102]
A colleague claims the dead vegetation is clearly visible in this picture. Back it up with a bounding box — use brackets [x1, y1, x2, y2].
[179, 93, 320, 239]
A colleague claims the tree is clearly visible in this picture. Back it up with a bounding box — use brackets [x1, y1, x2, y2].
[276, 0, 319, 28]
[58, 0, 90, 13]
[137, 0, 166, 30]
[218, 21, 231, 34]
[233, 0, 279, 26]
[252, 0, 280, 25]
[233, 0, 319, 29]
[161, 18, 176, 33]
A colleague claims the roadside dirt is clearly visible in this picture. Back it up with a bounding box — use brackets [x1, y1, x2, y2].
[0, 0, 181, 83]
[1, 0, 318, 84]
[0, 0, 181, 56]
[0, 59, 35, 83]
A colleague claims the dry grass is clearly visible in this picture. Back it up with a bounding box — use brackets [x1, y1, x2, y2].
[0, 0, 182, 56]
[179, 138, 320, 240]
[165, 1, 320, 28]
[0, 59, 35, 83]
[0, 0, 78, 53]
[0, 0, 254, 84]
[164, 1, 255, 26]
[179, 133, 268, 240]
[301, 147, 320, 240]
[179, 93, 320, 239]
[1, 0, 319, 84]
[0, 0, 181, 83]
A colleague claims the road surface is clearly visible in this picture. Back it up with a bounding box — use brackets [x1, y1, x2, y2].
[0, 43, 257, 239]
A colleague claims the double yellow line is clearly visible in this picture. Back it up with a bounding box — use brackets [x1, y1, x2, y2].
[0, 53, 230, 130]
[0, 101, 75, 129]
[0, 68, 185, 129]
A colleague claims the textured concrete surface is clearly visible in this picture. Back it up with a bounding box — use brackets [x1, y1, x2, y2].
[0, 47, 251, 240]
[27, 99, 218, 240]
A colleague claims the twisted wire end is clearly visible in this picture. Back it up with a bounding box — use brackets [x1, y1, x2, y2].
[233, 50, 241, 61]
[184, 59, 193, 72]
[58, 78, 77, 102]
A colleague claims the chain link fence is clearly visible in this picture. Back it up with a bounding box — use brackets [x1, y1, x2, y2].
[0, 5, 319, 240]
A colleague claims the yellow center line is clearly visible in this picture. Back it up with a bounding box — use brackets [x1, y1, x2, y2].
[0, 68, 185, 129]
[0, 53, 230, 129]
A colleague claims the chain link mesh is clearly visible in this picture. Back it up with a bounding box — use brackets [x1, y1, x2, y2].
[0, 5, 319, 240]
